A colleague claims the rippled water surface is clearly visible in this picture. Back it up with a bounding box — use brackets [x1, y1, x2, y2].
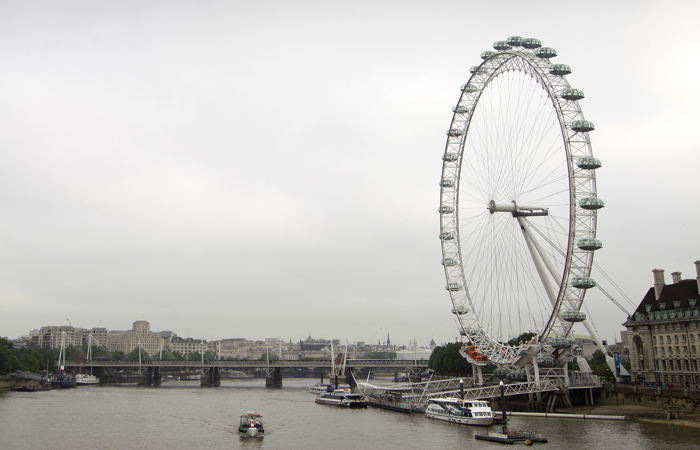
[1, 378, 697, 450]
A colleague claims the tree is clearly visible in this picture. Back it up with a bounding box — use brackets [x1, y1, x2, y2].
[506, 332, 537, 347]
[429, 343, 471, 376]
[0, 339, 18, 373]
[590, 350, 613, 378]
[18, 354, 41, 373]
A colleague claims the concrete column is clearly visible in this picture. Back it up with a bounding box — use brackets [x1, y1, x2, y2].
[138, 367, 154, 386]
[345, 367, 357, 390]
[153, 366, 162, 387]
[265, 367, 282, 387]
[201, 367, 221, 387]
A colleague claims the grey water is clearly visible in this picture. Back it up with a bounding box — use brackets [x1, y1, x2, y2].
[0, 378, 696, 450]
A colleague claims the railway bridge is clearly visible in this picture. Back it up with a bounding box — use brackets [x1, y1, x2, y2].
[62, 358, 431, 387]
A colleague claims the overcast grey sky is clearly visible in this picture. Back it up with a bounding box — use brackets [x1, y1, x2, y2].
[1, 1, 699, 348]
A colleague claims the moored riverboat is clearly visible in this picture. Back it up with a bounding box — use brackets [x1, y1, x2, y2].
[75, 373, 100, 385]
[366, 390, 412, 413]
[425, 398, 494, 426]
[315, 391, 368, 408]
[309, 382, 334, 394]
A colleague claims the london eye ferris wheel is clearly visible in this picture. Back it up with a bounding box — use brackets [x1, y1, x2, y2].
[439, 36, 604, 366]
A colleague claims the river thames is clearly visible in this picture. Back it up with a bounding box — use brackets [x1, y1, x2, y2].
[0, 378, 696, 450]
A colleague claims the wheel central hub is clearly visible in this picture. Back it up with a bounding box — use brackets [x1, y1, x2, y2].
[488, 200, 548, 217]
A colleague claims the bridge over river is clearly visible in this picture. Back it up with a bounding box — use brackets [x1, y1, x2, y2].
[62, 358, 431, 387]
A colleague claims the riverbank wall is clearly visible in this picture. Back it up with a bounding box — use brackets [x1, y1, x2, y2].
[595, 384, 700, 413]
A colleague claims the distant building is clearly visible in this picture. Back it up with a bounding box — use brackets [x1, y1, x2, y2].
[299, 335, 331, 351]
[623, 261, 700, 386]
[31, 325, 107, 349]
[395, 347, 432, 360]
[166, 337, 207, 355]
[107, 320, 163, 356]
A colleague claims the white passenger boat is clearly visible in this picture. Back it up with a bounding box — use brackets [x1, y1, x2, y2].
[425, 398, 494, 426]
[315, 391, 368, 408]
[75, 374, 99, 385]
[309, 382, 334, 394]
[238, 412, 264, 437]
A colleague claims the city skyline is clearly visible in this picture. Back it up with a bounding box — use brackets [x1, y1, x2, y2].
[2, 2, 699, 348]
[7, 320, 437, 349]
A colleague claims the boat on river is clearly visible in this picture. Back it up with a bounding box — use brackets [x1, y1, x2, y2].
[309, 382, 334, 394]
[49, 368, 77, 389]
[315, 391, 368, 408]
[425, 398, 494, 426]
[75, 373, 99, 385]
[238, 412, 264, 437]
[11, 381, 52, 392]
[366, 390, 412, 413]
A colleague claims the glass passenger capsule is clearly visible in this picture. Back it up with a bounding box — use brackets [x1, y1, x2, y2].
[451, 305, 468, 315]
[570, 120, 595, 133]
[506, 36, 523, 47]
[480, 50, 496, 60]
[577, 238, 603, 251]
[539, 356, 557, 367]
[507, 370, 527, 381]
[522, 38, 542, 49]
[576, 157, 602, 169]
[548, 64, 571, 76]
[534, 47, 557, 58]
[493, 41, 510, 51]
[446, 283, 463, 291]
[561, 310, 586, 323]
[440, 179, 455, 188]
[493, 368, 506, 378]
[440, 232, 455, 240]
[571, 277, 597, 289]
[470, 65, 487, 74]
[446, 128, 463, 137]
[560, 88, 585, 101]
[461, 84, 479, 93]
[459, 329, 468, 335]
[443, 153, 458, 162]
[579, 197, 605, 210]
[453, 105, 471, 114]
[547, 337, 574, 348]
[438, 206, 454, 214]
[442, 258, 458, 266]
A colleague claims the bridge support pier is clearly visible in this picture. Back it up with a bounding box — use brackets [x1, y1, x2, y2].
[138, 367, 162, 387]
[201, 367, 221, 387]
[266, 367, 282, 387]
[345, 367, 356, 390]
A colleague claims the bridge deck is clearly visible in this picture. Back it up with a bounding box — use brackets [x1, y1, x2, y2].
[62, 359, 430, 369]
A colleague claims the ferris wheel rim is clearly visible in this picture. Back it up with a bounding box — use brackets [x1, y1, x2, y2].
[439, 39, 600, 365]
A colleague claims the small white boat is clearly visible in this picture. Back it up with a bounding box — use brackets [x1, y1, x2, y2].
[75, 374, 99, 385]
[238, 412, 264, 437]
[425, 398, 494, 426]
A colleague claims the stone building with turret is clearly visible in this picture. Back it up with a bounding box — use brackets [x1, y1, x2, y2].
[623, 261, 700, 386]
[106, 320, 164, 356]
